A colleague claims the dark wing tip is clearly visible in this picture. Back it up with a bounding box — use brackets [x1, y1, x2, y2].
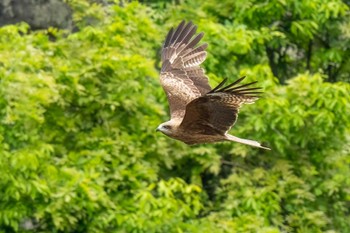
[163, 20, 202, 51]
[201, 43, 208, 50]
[220, 76, 246, 91]
[210, 76, 263, 96]
[163, 20, 186, 48]
[209, 78, 228, 93]
[163, 27, 174, 48]
[179, 20, 186, 26]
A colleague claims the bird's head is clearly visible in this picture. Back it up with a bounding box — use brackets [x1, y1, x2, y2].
[156, 121, 177, 136]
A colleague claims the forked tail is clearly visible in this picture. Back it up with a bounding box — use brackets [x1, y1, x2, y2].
[226, 134, 270, 150]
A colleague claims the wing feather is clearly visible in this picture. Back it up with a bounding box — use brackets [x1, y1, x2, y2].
[179, 77, 262, 134]
[184, 43, 208, 57]
[163, 27, 174, 48]
[171, 20, 186, 44]
[160, 21, 211, 119]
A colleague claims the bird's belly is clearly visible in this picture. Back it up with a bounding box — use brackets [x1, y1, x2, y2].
[171, 133, 225, 145]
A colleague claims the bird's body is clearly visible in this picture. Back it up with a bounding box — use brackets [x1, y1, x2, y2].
[157, 119, 224, 145]
[156, 21, 270, 150]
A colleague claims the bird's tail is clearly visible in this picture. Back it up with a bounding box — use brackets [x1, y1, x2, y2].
[225, 134, 270, 150]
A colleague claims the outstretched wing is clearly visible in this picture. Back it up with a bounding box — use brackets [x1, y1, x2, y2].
[179, 76, 262, 134]
[160, 20, 211, 119]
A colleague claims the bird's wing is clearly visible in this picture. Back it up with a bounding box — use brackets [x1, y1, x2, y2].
[179, 76, 262, 134]
[160, 20, 211, 119]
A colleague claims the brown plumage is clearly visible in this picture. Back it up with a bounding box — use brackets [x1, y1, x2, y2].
[156, 21, 270, 150]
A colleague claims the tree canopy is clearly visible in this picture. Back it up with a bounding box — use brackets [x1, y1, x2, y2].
[0, 1, 349, 232]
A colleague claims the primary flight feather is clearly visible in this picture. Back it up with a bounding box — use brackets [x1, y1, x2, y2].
[156, 20, 270, 150]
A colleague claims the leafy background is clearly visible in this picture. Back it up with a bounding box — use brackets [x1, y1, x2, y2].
[0, 0, 349, 232]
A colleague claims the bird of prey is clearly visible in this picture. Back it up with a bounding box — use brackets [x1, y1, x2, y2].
[156, 20, 270, 150]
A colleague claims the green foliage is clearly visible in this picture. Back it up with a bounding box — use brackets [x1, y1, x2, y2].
[0, 1, 349, 232]
[159, 0, 350, 83]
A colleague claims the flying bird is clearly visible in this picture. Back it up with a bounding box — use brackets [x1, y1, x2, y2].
[156, 20, 270, 150]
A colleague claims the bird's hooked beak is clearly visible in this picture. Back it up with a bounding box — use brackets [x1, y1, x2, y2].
[155, 127, 160, 132]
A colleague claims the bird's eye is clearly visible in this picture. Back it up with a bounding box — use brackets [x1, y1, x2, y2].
[163, 125, 172, 130]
